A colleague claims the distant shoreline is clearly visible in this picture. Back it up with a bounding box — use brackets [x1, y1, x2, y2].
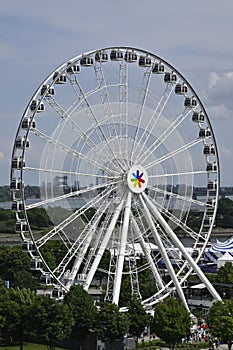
[0, 229, 232, 246]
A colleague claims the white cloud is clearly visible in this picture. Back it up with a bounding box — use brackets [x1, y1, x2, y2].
[205, 71, 233, 119]
[0, 151, 4, 161]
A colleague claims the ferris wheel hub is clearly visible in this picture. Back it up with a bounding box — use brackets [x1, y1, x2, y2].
[127, 164, 148, 193]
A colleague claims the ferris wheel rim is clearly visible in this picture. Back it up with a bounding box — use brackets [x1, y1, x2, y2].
[10, 46, 220, 307]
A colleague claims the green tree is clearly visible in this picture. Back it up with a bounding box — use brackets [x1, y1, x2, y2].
[150, 297, 191, 350]
[96, 302, 129, 350]
[32, 296, 74, 350]
[0, 287, 37, 349]
[64, 284, 97, 347]
[0, 208, 15, 233]
[215, 262, 233, 284]
[0, 280, 7, 330]
[27, 207, 51, 228]
[207, 298, 233, 343]
[127, 296, 149, 347]
[215, 198, 233, 228]
[0, 245, 38, 290]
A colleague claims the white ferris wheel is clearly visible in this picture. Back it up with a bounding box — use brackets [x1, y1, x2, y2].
[10, 47, 222, 311]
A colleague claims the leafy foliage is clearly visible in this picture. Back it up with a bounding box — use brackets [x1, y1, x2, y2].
[207, 298, 233, 343]
[215, 198, 233, 228]
[150, 297, 191, 350]
[0, 245, 38, 290]
[215, 262, 233, 284]
[64, 284, 97, 341]
[127, 295, 149, 341]
[0, 208, 15, 233]
[96, 302, 129, 346]
[32, 296, 74, 350]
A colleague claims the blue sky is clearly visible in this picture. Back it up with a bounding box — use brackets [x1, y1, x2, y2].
[1, 0, 233, 185]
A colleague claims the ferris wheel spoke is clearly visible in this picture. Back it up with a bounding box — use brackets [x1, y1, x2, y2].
[44, 96, 95, 151]
[93, 62, 120, 148]
[141, 191, 222, 301]
[83, 191, 127, 291]
[117, 60, 130, 169]
[26, 179, 120, 210]
[55, 200, 110, 283]
[149, 197, 200, 242]
[131, 216, 164, 290]
[67, 73, 125, 171]
[130, 67, 152, 164]
[137, 108, 193, 165]
[147, 184, 209, 209]
[138, 193, 190, 311]
[133, 82, 175, 162]
[146, 137, 204, 170]
[35, 184, 119, 248]
[31, 127, 119, 176]
[149, 169, 209, 180]
[24, 166, 118, 181]
[44, 95, 121, 172]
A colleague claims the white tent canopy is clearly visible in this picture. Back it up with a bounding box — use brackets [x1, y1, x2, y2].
[217, 251, 233, 268]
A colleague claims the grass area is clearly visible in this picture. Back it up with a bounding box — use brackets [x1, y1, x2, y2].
[0, 342, 68, 350]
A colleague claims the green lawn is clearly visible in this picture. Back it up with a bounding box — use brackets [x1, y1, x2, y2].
[0, 342, 68, 350]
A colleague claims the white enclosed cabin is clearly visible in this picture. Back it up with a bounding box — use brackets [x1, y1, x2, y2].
[184, 96, 197, 108]
[138, 55, 152, 67]
[175, 83, 188, 94]
[15, 220, 28, 233]
[40, 84, 55, 96]
[40, 273, 54, 286]
[12, 156, 25, 169]
[10, 178, 23, 191]
[12, 200, 24, 212]
[206, 162, 217, 172]
[66, 62, 80, 74]
[206, 204, 215, 216]
[192, 111, 205, 123]
[52, 287, 64, 300]
[207, 179, 217, 190]
[199, 128, 211, 138]
[53, 71, 66, 84]
[110, 49, 124, 61]
[80, 56, 94, 66]
[203, 144, 215, 155]
[15, 136, 29, 149]
[95, 51, 108, 62]
[152, 62, 165, 74]
[164, 72, 177, 83]
[30, 257, 43, 271]
[124, 51, 137, 63]
[22, 117, 35, 129]
[22, 240, 35, 252]
[30, 100, 45, 112]
[204, 216, 213, 227]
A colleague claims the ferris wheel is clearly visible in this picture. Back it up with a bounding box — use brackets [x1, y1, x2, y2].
[10, 46, 222, 310]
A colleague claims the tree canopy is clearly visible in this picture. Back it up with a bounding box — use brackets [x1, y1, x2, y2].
[150, 297, 191, 350]
[96, 302, 129, 348]
[208, 298, 233, 343]
[64, 284, 97, 343]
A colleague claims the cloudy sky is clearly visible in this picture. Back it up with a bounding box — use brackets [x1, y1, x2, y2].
[1, 0, 233, 186]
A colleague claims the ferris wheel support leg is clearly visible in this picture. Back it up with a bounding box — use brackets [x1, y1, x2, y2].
[83, 193, 126, 291]
[142, 192, 222, 303]
[139, 194, 190, 312]
[112, 191, 132, 305]
[131, 216, 165, 290]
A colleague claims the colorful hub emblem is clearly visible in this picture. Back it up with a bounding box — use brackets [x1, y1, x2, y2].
[127, 165, 148, 193]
